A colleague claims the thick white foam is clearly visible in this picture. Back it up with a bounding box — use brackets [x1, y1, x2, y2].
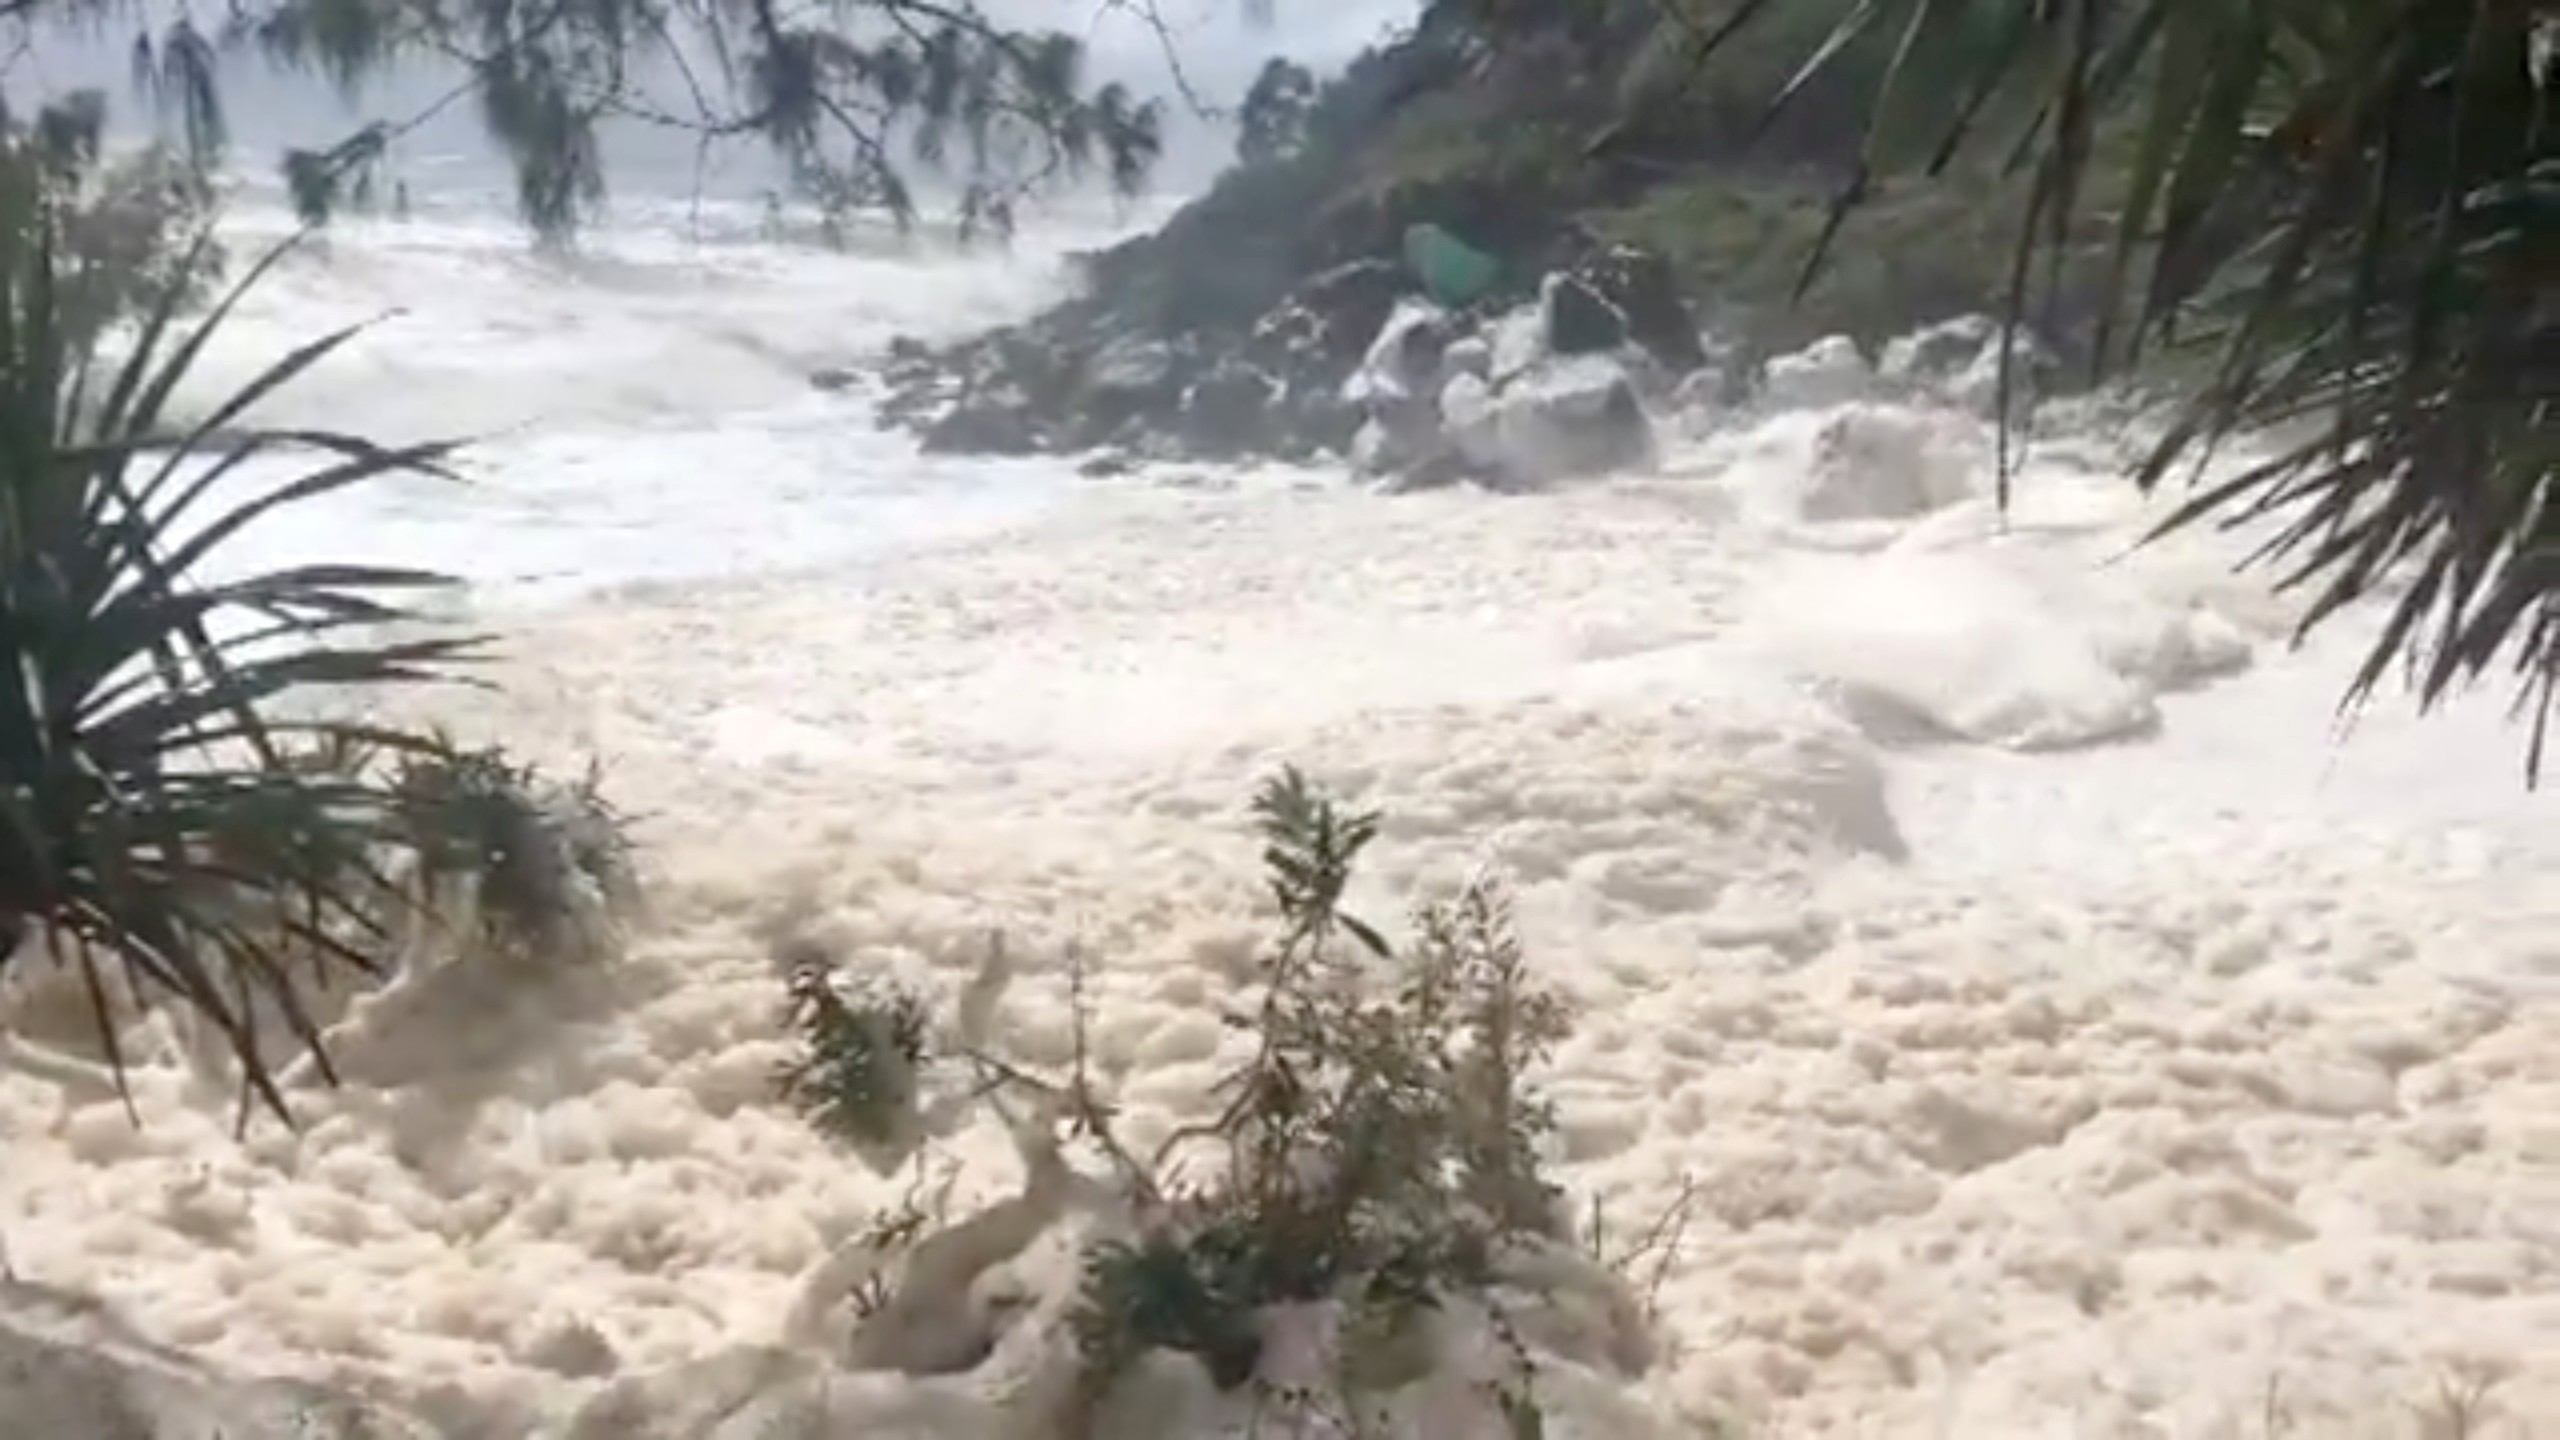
[164, 197, 1174, 608]
[5, 212, 2554, 1438]
[175, 199, 1153, 443]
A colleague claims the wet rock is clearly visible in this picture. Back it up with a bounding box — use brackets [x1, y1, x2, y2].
[1880, 314, 2061, 419]
[1072, 334, 1187, 446]
[1761, 334, 1875, 410]
[1178, 358, 1282, 458]
[1559, 239, 1706, 374]
[1879, 314, 2000, 385]
[1540, 272, 1628, 356]
[1267, 258, 1407, 370]
[865, 230, 1698, 477]
[1473, 303, 1539, 382]
[1482, 351, 1656, 487]
[921, 391, 1043, 456]
[1342, 298, 1475, 482]
[1345, 298, 1457, 406]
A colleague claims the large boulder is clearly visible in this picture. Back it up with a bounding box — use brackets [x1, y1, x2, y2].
[1326, 277, 1665, 491]
[1760, 334, 1875, 411]
[1484, 304, 1548, 385]
[1560, 241, 1707, 375]
[1071, 334, 1190, 448]
[1344, 298, 1458, 407]
[1538, 273, 1628, 356]
[921, 387, 1043, 456]
[1178, 358, 1283, 459]
[1242, 258, 1412, 458]
[1480, 352, 1656, 488]
[1879, 314, 2000, 384]
[1880, 314, 2062, 419]
[1248, 258, 1407, 380]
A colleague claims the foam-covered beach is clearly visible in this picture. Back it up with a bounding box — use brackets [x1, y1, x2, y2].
[2, 204, 2553, 1438]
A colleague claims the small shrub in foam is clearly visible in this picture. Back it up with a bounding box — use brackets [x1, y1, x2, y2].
[774, 767, 1652, 1438]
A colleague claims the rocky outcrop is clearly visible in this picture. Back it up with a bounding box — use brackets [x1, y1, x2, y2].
[1758, 334, 1876, 411]
[865, 232, 1703, 478]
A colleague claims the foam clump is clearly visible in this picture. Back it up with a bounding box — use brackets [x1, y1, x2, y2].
[1799, 405, 1981, 522]
[1743, 543, 2253, 749]
[1759, 336, 1875, 411]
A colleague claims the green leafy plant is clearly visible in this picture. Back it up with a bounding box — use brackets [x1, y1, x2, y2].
[0, 138, 634, 1123]
[775, 952, 932, 1153]
[0, 158, 482, 1121]
[1067, 776, 1571, 1429]
[773, 768, 1592, 1435]
[386, 737, 639, 964]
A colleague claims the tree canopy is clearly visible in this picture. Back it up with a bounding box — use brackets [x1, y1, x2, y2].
[10, 0, 1235, 240]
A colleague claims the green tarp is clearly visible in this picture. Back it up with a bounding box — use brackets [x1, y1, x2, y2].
[1402, 222, 1500, 308]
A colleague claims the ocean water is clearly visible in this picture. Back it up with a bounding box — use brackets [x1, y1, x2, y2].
[3, 166, 2556, 1440]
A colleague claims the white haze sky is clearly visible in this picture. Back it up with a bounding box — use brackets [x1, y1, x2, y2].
[15, 0, 1420, 205]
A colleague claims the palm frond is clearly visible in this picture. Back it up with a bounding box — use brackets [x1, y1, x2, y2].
[1703, 0, 2554, 780]
[0, 167, 491, 1123]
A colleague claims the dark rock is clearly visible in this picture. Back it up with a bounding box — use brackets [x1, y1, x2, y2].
[1071, 334, 1189, 448]
[1540, 273, 1628, 356]
[808, 365, 861, 393]
[922, 391, 1043, 456]
[1561, 241, 1706, 375]
[997, 328, 1087, 415]
[1179, 359, 1282, 458]
[1078, 452, 1138, 478]
[1237, 258, 1409, 461]
[1272, 259, 1407, 369]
